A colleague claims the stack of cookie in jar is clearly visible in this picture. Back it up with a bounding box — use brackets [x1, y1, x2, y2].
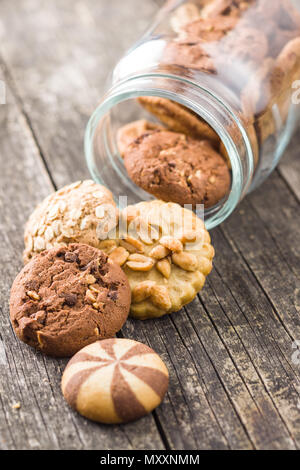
[10, 180, 214, 424]
[117, 0, 300, 209]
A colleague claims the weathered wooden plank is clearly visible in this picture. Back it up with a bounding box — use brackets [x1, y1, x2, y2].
[278, 133, 300, 203]
[0, 80, 164, 450]
[1, 0, 300, 451]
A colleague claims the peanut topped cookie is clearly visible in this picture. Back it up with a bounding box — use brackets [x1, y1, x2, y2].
[101, 200, 215, 319]
[23, 180, 118, 263]
[10, 244, 131, 356]
[123, 130, 231, 209]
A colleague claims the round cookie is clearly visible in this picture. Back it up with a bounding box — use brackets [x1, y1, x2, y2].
[163, 40, 217, 74]
[10, 244, 131, 357]
[182, 15, 238, 42]
[116, 119, 163, 158]
[61, 338, 169, 424]
[170, 2, 201, 33]
[123, 130, 231, 209]
[23, 180, 118, 263]
[201, 0, 255, 19]
[137, 96, 220, 144]
[101, 200, 215, 319]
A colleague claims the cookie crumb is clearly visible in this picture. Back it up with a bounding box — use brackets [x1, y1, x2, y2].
[11, 402, 21, 410]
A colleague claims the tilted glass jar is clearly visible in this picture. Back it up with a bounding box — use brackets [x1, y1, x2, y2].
[85, 0, 300, 230]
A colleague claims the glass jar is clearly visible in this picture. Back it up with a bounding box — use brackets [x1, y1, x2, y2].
[85, 0, 300, 230]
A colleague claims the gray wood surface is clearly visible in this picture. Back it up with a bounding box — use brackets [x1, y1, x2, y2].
[0, 0, 299, 450]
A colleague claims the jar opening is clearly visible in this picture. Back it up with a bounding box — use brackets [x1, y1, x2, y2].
[85, 73, 254, 230]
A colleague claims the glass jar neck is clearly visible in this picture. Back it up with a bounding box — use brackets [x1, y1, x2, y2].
[85, 71, 254, 230]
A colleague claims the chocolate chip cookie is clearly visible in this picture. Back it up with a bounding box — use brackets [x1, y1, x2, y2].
[123, 130, 231, 208]
[10, 244, 131, 357]
[137, 97, 220, 143]
[117, 119, 163, 157]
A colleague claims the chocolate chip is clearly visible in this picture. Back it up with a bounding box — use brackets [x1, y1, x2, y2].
[64, 293, 77, 306]
[108, 291, 118, 301]
[64, 252, 78, 263]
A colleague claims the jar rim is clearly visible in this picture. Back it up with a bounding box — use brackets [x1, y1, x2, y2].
[84, 72, 254, 230]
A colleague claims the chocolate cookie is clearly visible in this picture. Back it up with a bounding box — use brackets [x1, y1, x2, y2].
[61, 338, 169, 423]
[116, 119, 163, 157]
[10, 244, 131, 357]
[123, 130, 231, 208]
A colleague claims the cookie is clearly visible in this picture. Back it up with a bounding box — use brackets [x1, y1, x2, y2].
[123, 130, 231, 208]
[241, 58, 285, 117]
[163, 40, 217, 73]
[101, 200, 214, 319]
[23, 180, 118, 263]
[181, 15, 238, 42]
[221, 26, 269, 65]
[10, 244, 131, 357]
[137, 96, 220, 144]
[170, 2, 201, 33]
[61, 338, 169, 424]
[201, 0, 255, 19]
[116, 119, 163, 157]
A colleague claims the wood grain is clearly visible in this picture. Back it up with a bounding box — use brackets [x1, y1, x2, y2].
[0, 0, 299, 450]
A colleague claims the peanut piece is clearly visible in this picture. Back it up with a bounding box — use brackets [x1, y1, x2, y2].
[198, 257, 213, 276]
[98, 240, 117, 254]
[151, 285, 172, 311]
[119, 240, 138, 253]
[160, 236, 183, 252]
[109, 246, 129, 266]
[179, 231, 198, 244]
[84, 274, 97, 285]
[86, 289, 97, 303]
[123, 236, 144, 253]
[90, 285, 101, 294]
[132, 281, 157, 303]
[126, 254, 155, 272]
[149, 244, 170, 260]
[201, 243, 215, 260]
[172, 252, 198, 271]
[122, 205, 139, 224]
[156, 258, 171, 279]
[27, 291, 40, 301]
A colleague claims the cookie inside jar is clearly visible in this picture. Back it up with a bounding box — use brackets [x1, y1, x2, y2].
[86, 0, 300, 228]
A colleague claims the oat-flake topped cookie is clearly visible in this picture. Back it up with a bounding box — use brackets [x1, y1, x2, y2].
[23, 180, 118, 263]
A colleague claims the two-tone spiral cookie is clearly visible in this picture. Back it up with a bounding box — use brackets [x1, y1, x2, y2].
[61, 338, 169, 424]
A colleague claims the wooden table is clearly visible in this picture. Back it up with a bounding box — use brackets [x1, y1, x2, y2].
[0, 0, 300, 450]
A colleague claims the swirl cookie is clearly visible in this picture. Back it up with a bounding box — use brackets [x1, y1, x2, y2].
[61, 338, 169, 424]
[10, 244, 131, 357]
[101, 200, 214, 319]
[123, 130, 231, 209]
[23, 180, 118, 263]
